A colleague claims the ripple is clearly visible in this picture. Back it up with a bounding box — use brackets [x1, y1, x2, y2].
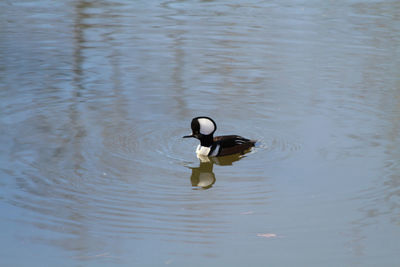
[4, 113, 299, 252]
[103, 121, 193, 167]
[248, 126, 302, 163]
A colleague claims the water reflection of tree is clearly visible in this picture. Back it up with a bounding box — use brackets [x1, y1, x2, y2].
[343, 1, 400, 256]
[9, 0, 109, 260]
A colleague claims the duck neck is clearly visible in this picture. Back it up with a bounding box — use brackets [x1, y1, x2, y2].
[199, 135, 214, 147]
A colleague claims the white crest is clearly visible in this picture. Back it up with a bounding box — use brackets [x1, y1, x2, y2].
[198, 118, 215, 135]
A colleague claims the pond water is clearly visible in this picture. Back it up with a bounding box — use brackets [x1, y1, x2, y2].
[1, 0, 400, 266]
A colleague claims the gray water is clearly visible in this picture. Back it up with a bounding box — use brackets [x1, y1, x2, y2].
[1, 0, 400, 266]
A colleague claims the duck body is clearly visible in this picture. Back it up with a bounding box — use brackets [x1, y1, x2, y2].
[183, 117, 256, 157]
[196, 135, 256, 157]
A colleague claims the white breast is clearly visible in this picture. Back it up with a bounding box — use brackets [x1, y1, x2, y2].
[196, 144, 220, 157]
[196, 145, 211, 156]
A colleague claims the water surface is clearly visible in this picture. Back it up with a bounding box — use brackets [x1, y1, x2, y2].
[1, 0, 400, 266]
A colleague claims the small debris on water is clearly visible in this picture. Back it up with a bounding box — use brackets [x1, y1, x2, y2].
[257, 233, 277, 238]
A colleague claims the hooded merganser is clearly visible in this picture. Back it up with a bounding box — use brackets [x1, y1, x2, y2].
[183, 116, 256, 157]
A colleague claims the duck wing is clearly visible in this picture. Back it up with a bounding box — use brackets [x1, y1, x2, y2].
[213, 135, 256, 156]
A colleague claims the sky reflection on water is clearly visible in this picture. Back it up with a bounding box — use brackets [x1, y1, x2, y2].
[1, 0, 400, 266]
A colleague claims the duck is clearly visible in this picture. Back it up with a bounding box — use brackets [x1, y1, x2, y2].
[183, 116, 256, 157]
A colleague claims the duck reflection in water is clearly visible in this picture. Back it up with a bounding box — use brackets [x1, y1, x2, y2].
[189, 153, 250, 189]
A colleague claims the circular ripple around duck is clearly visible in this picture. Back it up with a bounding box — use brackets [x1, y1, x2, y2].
[103, 121, 196, 170]
[6, 118, 303, 251]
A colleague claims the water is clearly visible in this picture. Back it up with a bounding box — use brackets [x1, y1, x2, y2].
[1, 0, 400, 266]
